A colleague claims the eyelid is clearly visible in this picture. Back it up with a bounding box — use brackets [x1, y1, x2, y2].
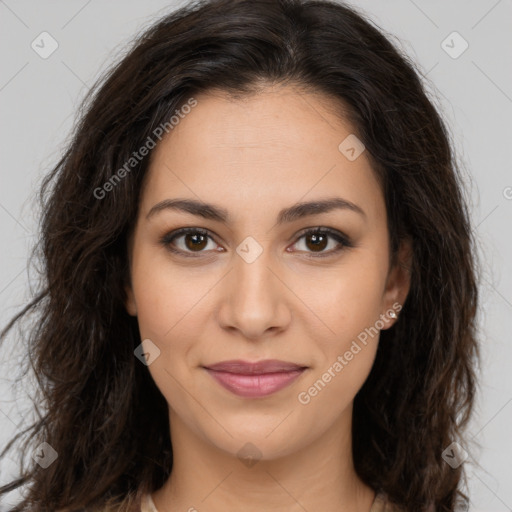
[159, 226, 352, 258]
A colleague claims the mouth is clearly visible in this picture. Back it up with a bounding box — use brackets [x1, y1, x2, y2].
[202, 359, 308, 398]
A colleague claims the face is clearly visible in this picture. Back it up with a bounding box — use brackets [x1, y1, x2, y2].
[125, 85, 410, 460]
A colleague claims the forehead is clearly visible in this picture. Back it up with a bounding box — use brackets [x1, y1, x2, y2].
[141, 85, 385, 224]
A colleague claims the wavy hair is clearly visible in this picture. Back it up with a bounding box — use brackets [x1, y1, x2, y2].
[0, 0, 480, 510]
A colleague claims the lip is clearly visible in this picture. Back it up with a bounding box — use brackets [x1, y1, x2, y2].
[203, 359, 308, 398]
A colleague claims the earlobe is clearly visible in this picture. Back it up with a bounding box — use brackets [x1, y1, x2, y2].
[125, 285, 137, 316]
[382, 238, 412, 329]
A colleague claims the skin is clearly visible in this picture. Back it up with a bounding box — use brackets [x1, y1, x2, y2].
[125, 84, 411, 512]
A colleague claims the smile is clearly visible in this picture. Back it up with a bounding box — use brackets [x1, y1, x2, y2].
[203, 359, 308, 398]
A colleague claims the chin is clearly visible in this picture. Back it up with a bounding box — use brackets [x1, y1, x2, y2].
[198, 416, 315, 462]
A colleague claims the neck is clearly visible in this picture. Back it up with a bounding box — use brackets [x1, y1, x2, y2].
[152, 405, 376, 512]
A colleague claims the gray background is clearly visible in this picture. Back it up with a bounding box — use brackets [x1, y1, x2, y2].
[0, 0, 511, 510]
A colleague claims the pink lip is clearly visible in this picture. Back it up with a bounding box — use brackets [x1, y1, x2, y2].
[203, 359, 308, 398]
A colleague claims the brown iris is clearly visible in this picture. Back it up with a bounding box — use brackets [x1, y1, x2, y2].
[304, 232, 328, 252]
[185, 232, 208, 251]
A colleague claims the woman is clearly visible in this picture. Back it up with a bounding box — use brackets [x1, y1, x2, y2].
[0, 0, 480, 511]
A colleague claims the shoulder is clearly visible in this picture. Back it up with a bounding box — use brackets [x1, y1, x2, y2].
[372, 492, 406, 512]
[55, 493, 144, 512]
[140, 492, 158, 512]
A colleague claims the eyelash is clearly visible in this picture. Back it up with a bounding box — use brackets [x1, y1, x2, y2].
[159, 227, 352, 259]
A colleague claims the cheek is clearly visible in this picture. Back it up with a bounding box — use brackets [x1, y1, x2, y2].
[130, 243, 225, 386]
[130, 242, 205, 340]
[296, 268, 384, 418]
[302, 257, 387, 344]
[294, 253, 387, 400]
[130, 253, 205, 421]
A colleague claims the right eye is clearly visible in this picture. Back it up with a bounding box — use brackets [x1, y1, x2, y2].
[159, 227, 224, 257]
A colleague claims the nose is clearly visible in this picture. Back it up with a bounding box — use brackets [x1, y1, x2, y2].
[216, 245, 292, 341]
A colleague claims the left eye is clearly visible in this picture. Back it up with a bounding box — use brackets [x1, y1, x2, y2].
[289, 228, 349, 257]
[160, 227, 350, 257]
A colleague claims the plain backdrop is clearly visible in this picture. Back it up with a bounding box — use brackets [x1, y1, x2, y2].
[0, 0, 511, 510]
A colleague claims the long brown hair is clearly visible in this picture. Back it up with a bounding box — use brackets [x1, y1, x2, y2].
[0, 1, 480, 510]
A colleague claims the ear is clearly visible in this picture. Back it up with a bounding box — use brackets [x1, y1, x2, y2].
[125, 283, 137, 316]
[124, 233, 137, 316]
[381, 238, 412, 329]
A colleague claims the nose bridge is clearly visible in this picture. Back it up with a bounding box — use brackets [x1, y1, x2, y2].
[235, 248, 273, 301]
[217, 237, 290, 338]
[233, 240, 277, 313]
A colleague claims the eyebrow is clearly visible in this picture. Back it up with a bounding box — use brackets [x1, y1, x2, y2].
[146, 197, 366, 224]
